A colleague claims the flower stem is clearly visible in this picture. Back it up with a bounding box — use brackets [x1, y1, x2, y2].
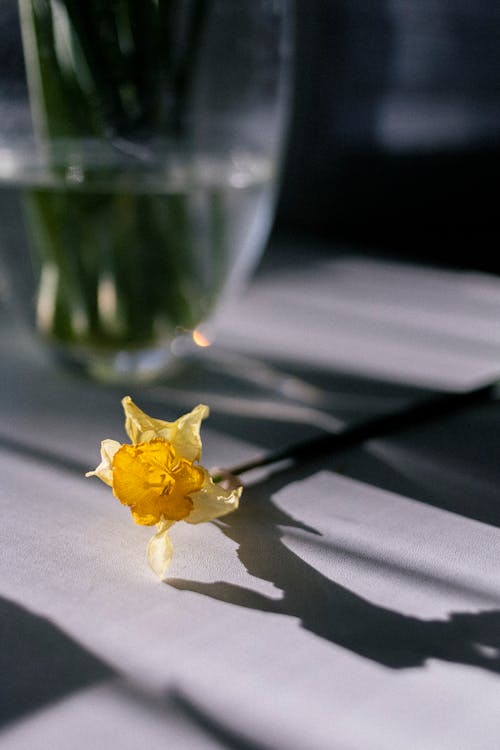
[225, 382, 498, 481]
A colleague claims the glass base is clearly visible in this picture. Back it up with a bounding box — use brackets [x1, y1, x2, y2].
[46, 336, 191, 384]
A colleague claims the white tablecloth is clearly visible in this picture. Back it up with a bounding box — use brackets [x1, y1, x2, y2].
[1, 240, 500, 749]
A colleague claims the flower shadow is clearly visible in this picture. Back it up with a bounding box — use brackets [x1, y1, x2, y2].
[169, 470, 500, 673]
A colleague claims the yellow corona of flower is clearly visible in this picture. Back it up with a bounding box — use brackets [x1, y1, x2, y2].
[86, 396, 242, 579]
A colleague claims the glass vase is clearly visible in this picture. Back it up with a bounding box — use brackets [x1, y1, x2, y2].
[0, 0, 293, 382]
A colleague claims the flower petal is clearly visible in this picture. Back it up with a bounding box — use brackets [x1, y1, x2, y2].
[122, 396, 172, 444]
[147, 521, 174, 579]
[169, 403, 209, 462]
[121, 397, 208, 461]
[186, 469, 242, 524]
[111, 441, 201, 525]
[85, 439, 121, 487]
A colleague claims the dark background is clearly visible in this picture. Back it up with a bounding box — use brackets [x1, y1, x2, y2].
[2, 1, 500, 273]
[275, 1, 500, 271]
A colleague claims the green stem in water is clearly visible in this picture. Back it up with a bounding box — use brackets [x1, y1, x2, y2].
[18, 1, 224, 356]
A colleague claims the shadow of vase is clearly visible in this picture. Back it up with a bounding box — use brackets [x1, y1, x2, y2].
[0, 595, 114, 727]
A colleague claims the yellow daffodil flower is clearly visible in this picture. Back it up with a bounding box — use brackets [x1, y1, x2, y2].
[86, 396, 242, 579]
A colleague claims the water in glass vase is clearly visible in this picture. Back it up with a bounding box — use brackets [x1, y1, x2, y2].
[0, 149, 274, 381]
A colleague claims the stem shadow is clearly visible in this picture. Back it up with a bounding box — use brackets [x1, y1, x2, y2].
[169, 470, 500, 673]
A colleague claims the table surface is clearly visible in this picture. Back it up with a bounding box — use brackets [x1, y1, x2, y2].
[1, 237, 500, 750]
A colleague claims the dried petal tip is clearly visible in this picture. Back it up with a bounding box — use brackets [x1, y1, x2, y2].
[147, 521, 174, 580]
[122, 396, 209, 462]
[85, 439, 121, 487]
